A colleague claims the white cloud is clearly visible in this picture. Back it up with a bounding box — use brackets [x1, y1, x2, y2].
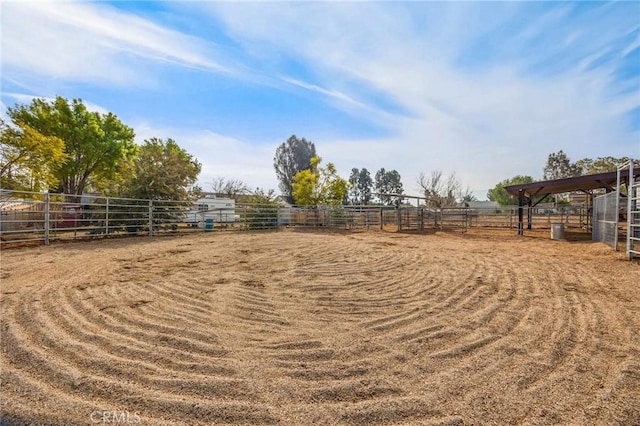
[1, 1, 227, 86]
[200, 2, 639, 196]
[3, 2, 637, 200]
[131, 121, 280, 192]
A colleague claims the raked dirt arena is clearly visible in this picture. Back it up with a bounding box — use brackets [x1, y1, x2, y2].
[1, 229, 639, 425]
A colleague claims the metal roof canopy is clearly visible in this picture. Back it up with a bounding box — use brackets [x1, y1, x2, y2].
[504, 168, 640, 236]
[505, 169, 640, 200]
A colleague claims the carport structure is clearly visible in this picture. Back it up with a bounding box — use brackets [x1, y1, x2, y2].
[505, 169, 640, 236]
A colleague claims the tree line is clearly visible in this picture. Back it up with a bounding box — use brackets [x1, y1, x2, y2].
[1, 96, 201, 203]
[487, 150, 633, 206]
[0, 97, 478, 208]
[273, 134, 478, 207]
[7, 96, 624, 210]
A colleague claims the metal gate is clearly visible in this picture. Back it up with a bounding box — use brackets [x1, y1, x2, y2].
[592, 191, 620, 249]
[622, 161, 639, 260]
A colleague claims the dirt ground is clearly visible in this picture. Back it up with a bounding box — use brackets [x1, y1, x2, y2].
[1, 229, 639, 425]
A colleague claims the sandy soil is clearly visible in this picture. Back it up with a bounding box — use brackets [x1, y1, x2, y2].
[1, 229, 639, 425]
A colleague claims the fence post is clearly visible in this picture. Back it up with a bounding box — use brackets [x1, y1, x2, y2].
[148, 200, 153, 237]
[518, 189, 524, 236]
[105, 197, 109, 234]
[44, 191, 50, 246]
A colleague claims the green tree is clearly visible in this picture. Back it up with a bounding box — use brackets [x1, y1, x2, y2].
[0, 118, 67, 191]
[573, 156, 632, 175]
[543, 150, 580, 180]
[292, 156, 349, 205]
[348, 167, 373, 205]
[249, 187, 279, 204]
[245, 187, 280, 229]
[487, 175, 535, 206]
[7, 96, 136, 198]
[374, 168, 403, 205]
[273, 135, 316, 204]
[123, 138, 201, 201]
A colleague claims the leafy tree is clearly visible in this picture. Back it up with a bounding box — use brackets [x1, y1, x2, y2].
[0, 118, 67, 191]
[374, 168, 403, 205]
[348, 168, 360, 204]
[123, 137, 201, 201]
[245, 187, 280, 229]
[249, 187, 279, 204]
[543, 150, 580, 180]
[273, 135, 316, 203]
[573, 156, 632, 175]
[348, 167, 373, 205]
[7, 96, 137, 198]
[292, 156, 349, 205]
[487, 175, 535, 206]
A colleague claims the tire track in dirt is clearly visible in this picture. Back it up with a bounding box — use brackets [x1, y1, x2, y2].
[1, 230, 639, 424]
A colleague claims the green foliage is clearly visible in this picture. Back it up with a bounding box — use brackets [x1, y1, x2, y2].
[122, 137, 201, 201]
[374, 168, 403, 205]
[487, 175, 535, 206]
[292, 156, 349, 205]
[245, 188, 280, 229]
[543, 150, 580, 180]
[348, 167, 373, 205]
[273, 135, 316, 203]
[248, 187, 279, 204]
[7, 96, 137, 197]
[0, 118, 67, 191]
[573, 156, 632, 175]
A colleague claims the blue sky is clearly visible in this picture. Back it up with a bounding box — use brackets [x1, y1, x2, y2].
[1, 1, 639, 200]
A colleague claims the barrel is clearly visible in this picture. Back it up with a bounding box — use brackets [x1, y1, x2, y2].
[551, 223, 565, 240]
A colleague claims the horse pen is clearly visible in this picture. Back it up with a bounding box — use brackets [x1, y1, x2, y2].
[1, 223, 639, 424]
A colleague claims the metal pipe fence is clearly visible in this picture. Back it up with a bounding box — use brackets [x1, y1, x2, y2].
[1, 190, 594, 247]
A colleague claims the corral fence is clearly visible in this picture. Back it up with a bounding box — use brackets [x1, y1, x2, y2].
[1, 189, 592, 247]
[592, 160, 640, 260]
[396, 205, 590, 233]
[620, 160, 639, 260]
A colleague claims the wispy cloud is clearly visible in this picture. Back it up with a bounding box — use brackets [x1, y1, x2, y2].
[132, 121, 279, 191]
[1, 1, 227, 87]
[201, 1, 639, 193]
[2, 1, 638, 199]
